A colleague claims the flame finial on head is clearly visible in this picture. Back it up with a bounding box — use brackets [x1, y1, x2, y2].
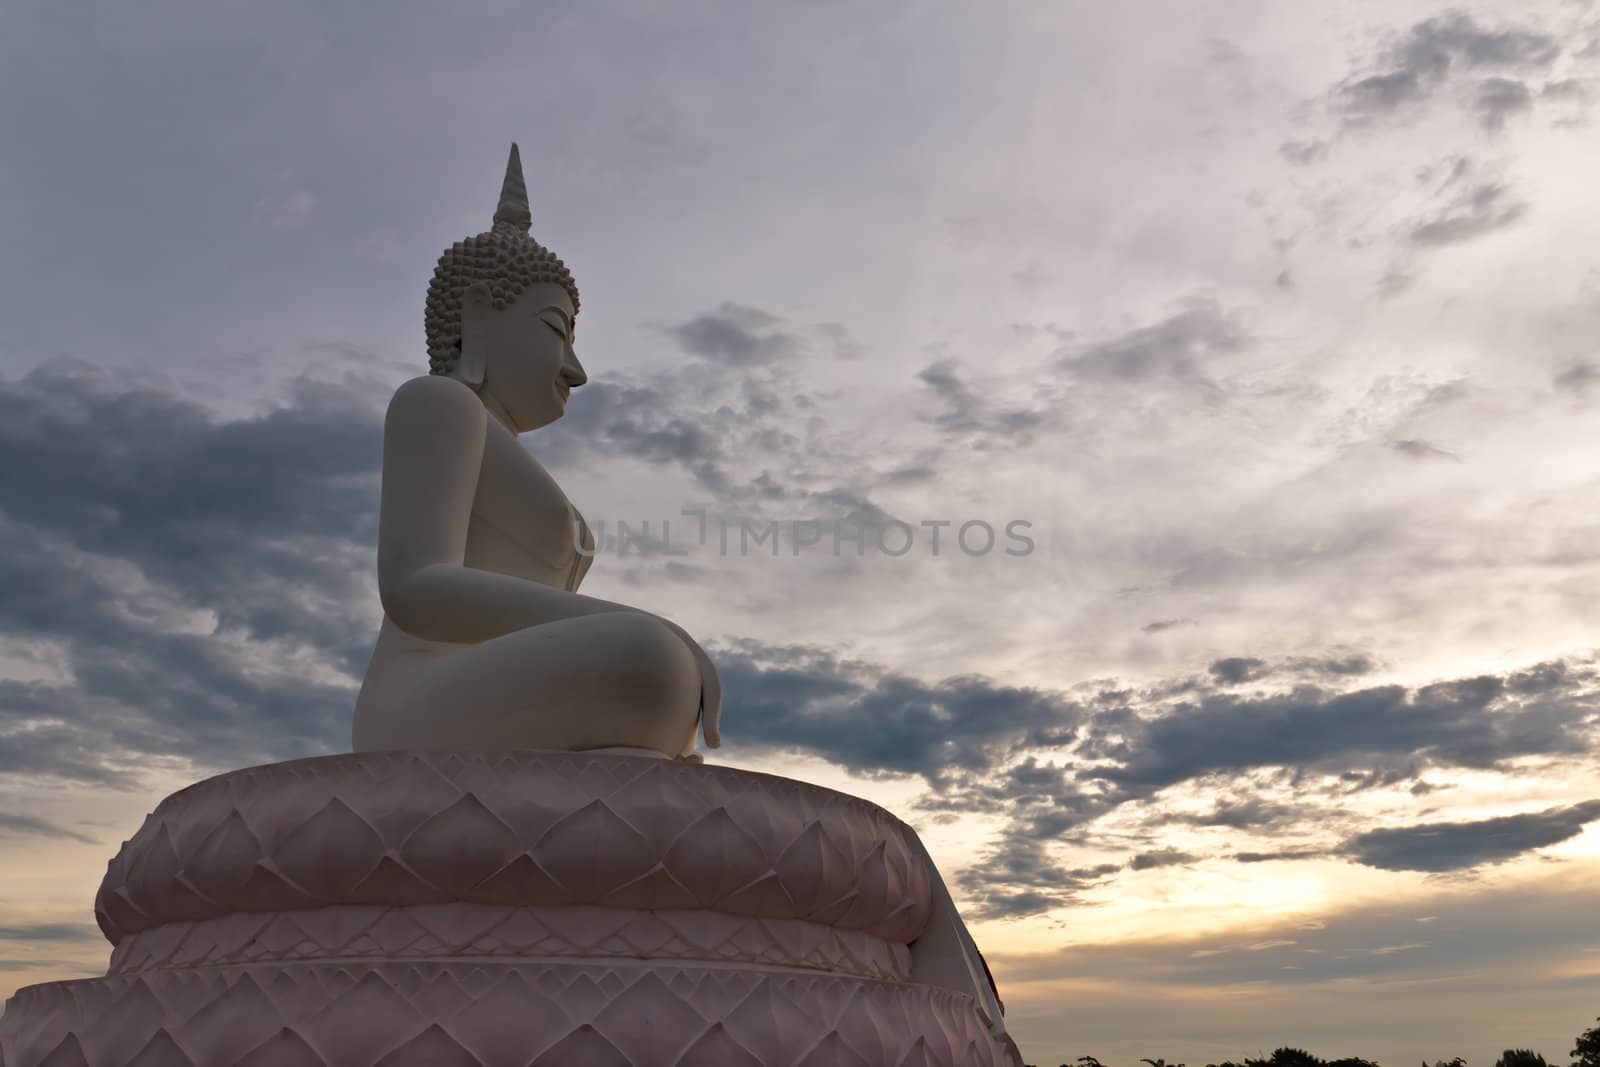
[492, 143, 532, 235]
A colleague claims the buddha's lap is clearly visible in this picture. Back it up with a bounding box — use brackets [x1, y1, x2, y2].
[354, 614, 700, 752]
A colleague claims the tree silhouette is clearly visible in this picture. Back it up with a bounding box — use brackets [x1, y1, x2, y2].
[1267, 1050, 1322, 1067]
[1574, 1018, 1600, 1067]
[1494, 1050, 1547, 1067]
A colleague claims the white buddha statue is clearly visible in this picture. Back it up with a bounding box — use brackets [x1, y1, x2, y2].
[353, 144, 719, 759]
[350, 145, 1016, 1058]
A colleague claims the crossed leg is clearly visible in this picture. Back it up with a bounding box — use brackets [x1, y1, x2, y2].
[354, 613, 702, 756]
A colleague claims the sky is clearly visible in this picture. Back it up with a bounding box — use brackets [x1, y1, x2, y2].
[2, 1, 1600, 1063]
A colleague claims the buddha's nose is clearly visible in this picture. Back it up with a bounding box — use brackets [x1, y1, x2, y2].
[562, 347, 588, 387]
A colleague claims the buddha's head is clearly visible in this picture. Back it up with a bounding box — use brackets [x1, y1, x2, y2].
[425, 144, 587, 432]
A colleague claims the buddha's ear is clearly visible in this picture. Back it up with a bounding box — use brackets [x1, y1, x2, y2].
[456, 282, 494, 389]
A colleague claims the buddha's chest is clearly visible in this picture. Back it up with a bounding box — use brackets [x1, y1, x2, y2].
[465, 425, 591, 589]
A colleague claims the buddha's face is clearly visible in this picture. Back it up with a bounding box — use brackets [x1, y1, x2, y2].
[459, 280, 587, 432]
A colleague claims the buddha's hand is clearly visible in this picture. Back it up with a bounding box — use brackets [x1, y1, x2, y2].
[659, 618, 722, 749]
[692, 639, 722, 749]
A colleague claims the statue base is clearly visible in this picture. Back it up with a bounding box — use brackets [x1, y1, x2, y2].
[0, 752, 1021, 1066]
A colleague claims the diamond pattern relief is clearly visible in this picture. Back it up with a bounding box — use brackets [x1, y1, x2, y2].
[107, 903, 919, 981]
[3, 754, 1026, 1065]
[94, 753, 933, 945]
[1, 962, 1016, 1066]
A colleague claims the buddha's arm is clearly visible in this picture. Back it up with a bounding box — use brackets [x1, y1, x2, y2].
[383, 562, 640, 642]
[376, 376, 722, 746]
[377, 376, 639, 643]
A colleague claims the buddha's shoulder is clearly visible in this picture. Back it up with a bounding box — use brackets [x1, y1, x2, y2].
[386, 374, 485, 428]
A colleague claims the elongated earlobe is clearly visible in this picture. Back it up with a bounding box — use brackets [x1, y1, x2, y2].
[456, 340, 485, 390]
[456, 283, 493, 389]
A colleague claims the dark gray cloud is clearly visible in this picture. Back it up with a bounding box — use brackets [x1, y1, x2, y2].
[1541, 77, 1591, 101]
[1335, 12, 1560, 125]
[1408, 180, 1528, 247]
[716, 640, 1082, 782]
[955, 836, 1120, 920]
[1092, 670, 1595, 794]
[1141, 618, 1193, 634]
[1392, 438, 1460, 460]
[1343, 800, 1600, 872]
[1286, 653, 1379, 678]
[1128, 847, 1198, 871]
[1474, 76, 1535, 130]
[1177, 796, 1306, 832]
[545, 377, 733, 489]
[1210, 656, 1269, 685]
[0, 923, 102, 944]
[916, 359, 1046, 446]
[0, 362, 381, 783]
[1507, 659, 1572, 695]
[1233, 847, 1328, 863]
[1203, 654, 1380, 687]
[937, 658, 1600, 918]
[0, 361, 381, 668]
[546, 305, 919, 517]
[1054, 302, 1248, 395]
[665, 303, 800, 365]
[1554, 361, 1600, 396]
[0, 813, 96, 844]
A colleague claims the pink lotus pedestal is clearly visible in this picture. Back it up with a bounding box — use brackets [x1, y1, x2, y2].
[0, 752, 1019, 1066]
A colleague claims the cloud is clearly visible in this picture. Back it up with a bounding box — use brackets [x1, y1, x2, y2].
[1391, 438, 1460, 460]
[1128, 847, 1199, 871]
[1177, 796, 1306, 831]
[1286, 654, 1379, 678]
[1141, 618, 1193, 634]
[0, 361, 382, 784]
[0, 923, 102, 944]
[1091, 670, 1596, 795]
[548, 378, 731, 487]
[1334, 12, 1561, 126]
[995, 875, 1600, 993]
[955, 837, 1120, 920]
[1054, 301, 1249, 395]
[1210, 656, 1269, 684]
[1280, 140, 1329, 166]
[916, 359, 1046, 445]
[0, 812, 96, 844]
[1542, 77, 1592, 101]
[936, 657, 1600, 918]
[1553, 361, 1600, 396]
[1234, 847, 1329, 864]
[1407, 180, 1528, 247]
[1342, 800, 1600, 872]
[665, 302, 800, 365]
[1204, 654, 1379, 688]
[1507, 659, 1572, 695]
[547, 305, 917, 515]
[716, 639, 1082, 782]
[1473, 77, 1535, 130]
